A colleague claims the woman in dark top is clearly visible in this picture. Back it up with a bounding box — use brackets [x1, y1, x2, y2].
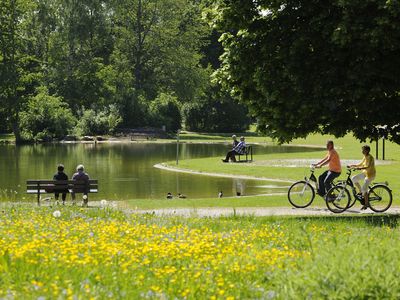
[53, 164, 68, 205]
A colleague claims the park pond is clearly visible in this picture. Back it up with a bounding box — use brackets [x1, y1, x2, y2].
[0, 142, 321, 201]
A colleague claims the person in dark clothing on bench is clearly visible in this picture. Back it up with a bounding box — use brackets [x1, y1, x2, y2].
[53, 164, 68, 205]
[222, 136, 246, 163]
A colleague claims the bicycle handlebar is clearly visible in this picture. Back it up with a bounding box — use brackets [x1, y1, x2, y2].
[346, 166, 358, 171]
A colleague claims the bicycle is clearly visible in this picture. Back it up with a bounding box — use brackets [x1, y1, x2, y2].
[326, 167, 393, 213]
[287, 166, 349, 213]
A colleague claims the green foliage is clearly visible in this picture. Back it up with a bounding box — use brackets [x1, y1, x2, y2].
[211, 0, 400, 143]
[149, 93, 181, 132]
[183, 86, 251, 132]
[74, 105, 122, 136]
[0, 0, 42, 142]
[19, 87, 75, 141]
[1, 0, 253, 140]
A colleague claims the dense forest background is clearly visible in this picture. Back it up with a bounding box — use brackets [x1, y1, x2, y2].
[0, 0, 251, 142]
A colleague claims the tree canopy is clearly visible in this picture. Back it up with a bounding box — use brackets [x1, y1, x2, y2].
[210, 0, 400, 143]
[0, 0, 250, 141]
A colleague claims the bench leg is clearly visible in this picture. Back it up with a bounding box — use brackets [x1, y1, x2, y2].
[71, 192, 76, 205]
[37, 191, 40, 206]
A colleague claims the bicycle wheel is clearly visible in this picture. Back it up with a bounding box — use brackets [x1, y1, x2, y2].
[287, 181, 315, 208]
[347, 195, 357, 209]
[368, 185, 392, 213]
[325, 185, 350, 213]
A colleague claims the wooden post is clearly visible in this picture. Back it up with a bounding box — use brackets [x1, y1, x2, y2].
[382, 138, 385, 160]
[37, 182, 40, 206]
[375, 139, 379, 160]
[176, 130, 180, 165]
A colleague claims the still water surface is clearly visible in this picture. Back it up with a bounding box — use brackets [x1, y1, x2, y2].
[0, 143, 319, 200]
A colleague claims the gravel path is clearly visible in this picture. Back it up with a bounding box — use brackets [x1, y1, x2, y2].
[4, 201, 399, 217]
[126, 206, 400, 217]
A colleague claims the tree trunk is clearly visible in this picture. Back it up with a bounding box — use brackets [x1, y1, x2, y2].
[134, 0, 143, 90]
[11, 115, 22, 144]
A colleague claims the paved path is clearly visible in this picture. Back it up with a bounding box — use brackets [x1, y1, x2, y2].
[127, 206, 400, 217]
[6, 201, 399, 217]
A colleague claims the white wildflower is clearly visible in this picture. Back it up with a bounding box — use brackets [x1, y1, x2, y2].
[53, 210, 61, 218]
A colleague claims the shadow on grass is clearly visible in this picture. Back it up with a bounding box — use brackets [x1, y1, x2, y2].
[294, 214, 400, 228]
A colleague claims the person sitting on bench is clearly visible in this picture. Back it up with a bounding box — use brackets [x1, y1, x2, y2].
[71, 164, 90, 206]
[232, 135, 239, 148]
[222, 136, 246, 163]
[53, 164, 68, 205]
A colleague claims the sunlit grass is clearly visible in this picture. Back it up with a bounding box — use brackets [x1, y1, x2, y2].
[1, 206, 400, 298]
[162, 133, 400, 203]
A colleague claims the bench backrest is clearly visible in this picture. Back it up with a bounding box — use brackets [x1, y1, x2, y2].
[240, 145, 252, 154]
[27, 180, 98, 193]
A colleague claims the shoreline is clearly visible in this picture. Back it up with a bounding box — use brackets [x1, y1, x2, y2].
[0, 135, 327, 148]
[154, 163, 294, 183]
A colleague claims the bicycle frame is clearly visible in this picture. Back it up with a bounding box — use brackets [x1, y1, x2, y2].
[304, 167, 318, 191]
[335, 168, 391, 204]
[335, 169, 360, 201]
[304, 167, 339, 197]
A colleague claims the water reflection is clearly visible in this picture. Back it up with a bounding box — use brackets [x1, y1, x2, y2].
[0, 143, 320, 200]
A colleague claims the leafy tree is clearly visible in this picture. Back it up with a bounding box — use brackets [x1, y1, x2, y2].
[183, 84, 251, 132]
[74, 105, 122, 136]
[149, 93, 181, 132]
[47, 0, 114, 109]
[19, 87, 76, 141]
[211, 0, 400, 143]
[112, 0, 210, 107]
[0, 0, 41, 142]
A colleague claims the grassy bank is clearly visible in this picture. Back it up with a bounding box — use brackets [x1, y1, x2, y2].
[1, 206, 400, 299]
[0, 133, 14, 143]
[176, 130, 272, 144]
[162, 133, 400, 202]
[121, 194, 329, 210]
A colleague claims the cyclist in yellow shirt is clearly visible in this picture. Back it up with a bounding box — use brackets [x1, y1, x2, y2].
[348, 145, 376, 210]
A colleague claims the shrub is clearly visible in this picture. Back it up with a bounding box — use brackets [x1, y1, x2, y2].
[74, 105, 122, 136]
[149, 93, 181, 132]
[19, 87, 76, 141]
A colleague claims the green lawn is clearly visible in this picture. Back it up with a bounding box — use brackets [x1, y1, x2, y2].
[122, 194, 332, 210]
[176, 130, 272, 144]
[2, 206, 400, 299]
[160, 133, 400, 204]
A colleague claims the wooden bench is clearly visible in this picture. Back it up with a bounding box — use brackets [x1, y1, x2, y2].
[237, 146, 253, 162]
[27, 180, 98, 205]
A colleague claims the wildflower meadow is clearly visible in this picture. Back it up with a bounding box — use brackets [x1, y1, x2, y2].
[0, 206, 400, 299]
